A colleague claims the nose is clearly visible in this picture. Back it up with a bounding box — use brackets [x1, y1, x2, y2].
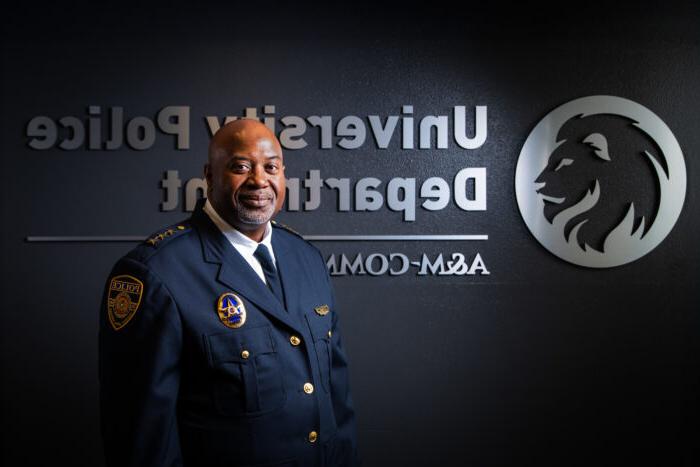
[248, 165, 269, 188]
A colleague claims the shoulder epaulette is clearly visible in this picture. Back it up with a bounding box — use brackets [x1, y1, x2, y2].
[271, 220, 305, 240]
[144, 222, 191, 248]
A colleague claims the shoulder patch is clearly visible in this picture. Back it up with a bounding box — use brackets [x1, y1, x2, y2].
[271, 220, 304, 239]
[107, 274, 144, 331]
[144, 223, 190, 248]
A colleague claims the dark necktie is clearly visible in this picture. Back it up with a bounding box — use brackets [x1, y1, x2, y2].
[254, 244, 286, 308]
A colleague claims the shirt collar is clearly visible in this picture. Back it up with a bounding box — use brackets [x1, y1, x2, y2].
[203, 199, 273, 256]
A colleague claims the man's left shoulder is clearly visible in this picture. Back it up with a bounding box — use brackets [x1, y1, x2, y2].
[272, 220, 319, 255]
[271, 219, 303, 237]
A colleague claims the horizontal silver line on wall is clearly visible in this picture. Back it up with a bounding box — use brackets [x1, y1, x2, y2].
[26, 236, 146, 242]
[303, 235, 488, 241]
[26, 234, 488, 242]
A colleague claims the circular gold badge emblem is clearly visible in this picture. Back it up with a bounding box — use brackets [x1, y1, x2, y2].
[217, 292, 246, 329]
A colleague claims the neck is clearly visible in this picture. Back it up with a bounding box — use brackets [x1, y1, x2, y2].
[234, 223, 266, 243]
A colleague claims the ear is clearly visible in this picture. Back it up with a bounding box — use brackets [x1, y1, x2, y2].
[203, 163, 213, 193]
[583, 133, 611, 161]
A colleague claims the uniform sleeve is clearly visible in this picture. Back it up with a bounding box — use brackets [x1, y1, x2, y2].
[320, 252, 361, 466]
[98, 257, 183, 467]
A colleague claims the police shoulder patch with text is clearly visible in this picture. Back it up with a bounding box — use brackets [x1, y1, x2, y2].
[106, 274, 144, 331]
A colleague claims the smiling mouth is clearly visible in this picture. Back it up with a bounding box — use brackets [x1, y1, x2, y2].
[239, 194, 274, 207]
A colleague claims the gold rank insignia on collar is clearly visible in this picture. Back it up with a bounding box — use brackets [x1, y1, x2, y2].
[314, 304, 330, 316]
[146, 224, 188, 247]
[107, 275, 144, 331]
[217, 292, 247, 329]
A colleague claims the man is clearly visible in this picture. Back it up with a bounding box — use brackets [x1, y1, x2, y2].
[99, 119, 359, 467]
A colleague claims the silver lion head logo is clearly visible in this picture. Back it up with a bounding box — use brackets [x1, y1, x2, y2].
[515, 95, 686, 268]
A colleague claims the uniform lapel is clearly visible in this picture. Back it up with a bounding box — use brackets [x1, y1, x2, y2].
[190, 202, 302, 332]
[271, 230, 300, 319]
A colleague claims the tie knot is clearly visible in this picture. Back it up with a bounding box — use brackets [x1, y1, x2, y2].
[254, 244, 276, 273]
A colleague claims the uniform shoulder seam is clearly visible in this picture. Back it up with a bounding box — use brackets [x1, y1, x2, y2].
[271, 220, 306, 241]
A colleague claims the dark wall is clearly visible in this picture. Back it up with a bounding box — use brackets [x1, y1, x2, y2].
[2, 2, 699, 466]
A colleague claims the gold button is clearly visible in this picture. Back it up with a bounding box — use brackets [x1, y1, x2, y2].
[177, 225, 185, 230]
[290, 335, 301, 346]
[241, 350, 250, 359]
[308, 430, 318, 443]
[303, 382, 314, 394]
[327, 330, 332, 338]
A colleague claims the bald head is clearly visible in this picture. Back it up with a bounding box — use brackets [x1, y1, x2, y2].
[204, 119, 286, 242]
[208, 119, 283, 165]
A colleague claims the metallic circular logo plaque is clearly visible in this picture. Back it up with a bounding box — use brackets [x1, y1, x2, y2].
[515, 96, 686, 268]
[217, 292, 247, 329]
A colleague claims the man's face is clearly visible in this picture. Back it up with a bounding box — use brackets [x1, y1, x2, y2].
[206, 133, 286, 233]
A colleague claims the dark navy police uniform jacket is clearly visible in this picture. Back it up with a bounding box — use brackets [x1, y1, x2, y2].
[99, 202, 359, 467]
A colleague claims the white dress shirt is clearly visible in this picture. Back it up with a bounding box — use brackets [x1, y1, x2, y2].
[203, 199, 276, 285]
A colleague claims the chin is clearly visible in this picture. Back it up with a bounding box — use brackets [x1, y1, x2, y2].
[236, 209, 275, 226]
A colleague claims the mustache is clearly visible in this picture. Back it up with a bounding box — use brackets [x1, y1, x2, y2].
[238, 190, 275, 200]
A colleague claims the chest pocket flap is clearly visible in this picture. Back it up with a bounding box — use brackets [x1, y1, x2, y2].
[205, 325, 285, 415]
[207, 325, 275, 364]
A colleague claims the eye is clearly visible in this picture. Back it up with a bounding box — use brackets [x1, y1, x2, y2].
[554, 158, 574, 172]
[265, 163, 280, 174]
[229, 162, 251, 173]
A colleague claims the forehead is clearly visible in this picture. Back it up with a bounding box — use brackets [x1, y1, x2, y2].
[212, 145, 282, 170]
[225, 134, 282, 158]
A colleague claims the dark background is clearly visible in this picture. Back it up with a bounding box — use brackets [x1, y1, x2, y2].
[2, 2, 699, 466]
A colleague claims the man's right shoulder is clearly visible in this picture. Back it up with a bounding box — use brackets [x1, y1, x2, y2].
[122, 220, 196, 265]
[102, 221, 195, 333]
